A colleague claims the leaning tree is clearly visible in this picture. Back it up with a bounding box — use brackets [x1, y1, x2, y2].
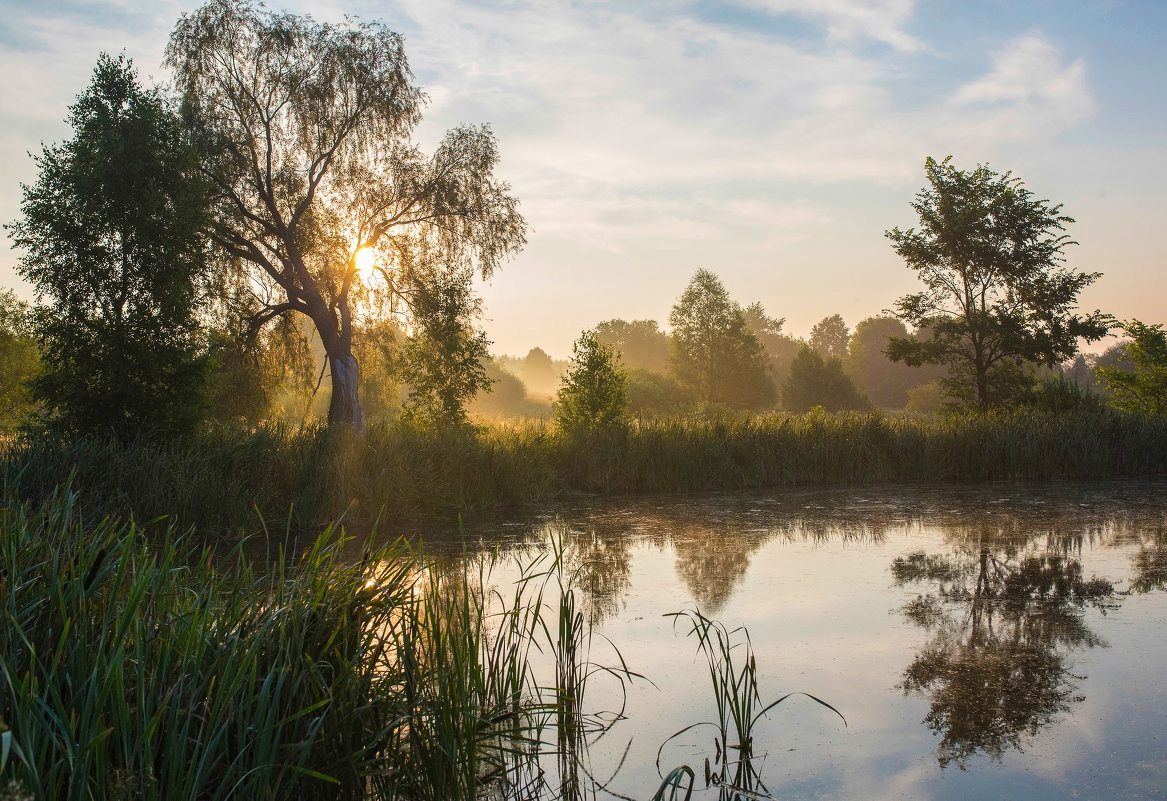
[885, 157, 1109, 407]
[166, 0, 525, 429]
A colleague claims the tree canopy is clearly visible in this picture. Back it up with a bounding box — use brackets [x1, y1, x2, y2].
[743, 302, 802, 396]
[782, 346, 870, 413]
[886, 157, 1110, 408]
[555, 330, 629, 434]
[1098, 320, 1167, 416]
[0, 290, 41, 431]
[166, 0, 525, 430]
[809, 314, 849, 359]
[847, 316, 942, 409]
[7, 54, 209, 438]
[594, 318, 672, 374]
[668, 270, 775, 410]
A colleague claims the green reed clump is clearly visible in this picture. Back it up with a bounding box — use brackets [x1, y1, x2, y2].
[657, 608, 844, 801]
[0, 488, 414, 800]
[558, 407, 1167, 492]
[0, 489, 620, 801]
[1, 407, 1164, 536]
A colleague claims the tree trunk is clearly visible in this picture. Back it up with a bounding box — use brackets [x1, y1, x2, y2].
[975, 363, 989, 408]
[328, 350, 365, 432]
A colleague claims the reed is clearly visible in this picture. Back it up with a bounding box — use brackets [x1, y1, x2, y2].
[1, 407, 1163, 536]
[656, 608, 844, 801]
[0, 488, 626, 801]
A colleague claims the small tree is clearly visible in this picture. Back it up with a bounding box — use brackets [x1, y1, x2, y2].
[398, 268, 492, 428]
[1098, 320, 1167, 416]
[810, 314, 850, 359]
[7, 54, 209, 439]
[782, 346, 870, 413]
[669, 270, 775, 410]
[555, 330, 629, 434]
[886, 157, 1110, 408]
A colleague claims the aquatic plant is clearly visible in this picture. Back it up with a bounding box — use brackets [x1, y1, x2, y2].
[656, 608, 845, 800]
[0, 488, 633, 801]
[2, 407, 1163, 537]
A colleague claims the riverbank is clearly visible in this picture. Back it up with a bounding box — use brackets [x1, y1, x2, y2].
[3, 408, 1164, 536]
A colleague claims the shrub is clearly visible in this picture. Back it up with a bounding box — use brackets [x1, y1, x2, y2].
[554, 330, 629, 435]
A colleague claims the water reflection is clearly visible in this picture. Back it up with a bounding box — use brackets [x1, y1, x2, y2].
[893, 544, 1117, 767]
[1130, 534, 1167, 594]
[409, 480, 1167, 798]
[560, 528, 632, 625]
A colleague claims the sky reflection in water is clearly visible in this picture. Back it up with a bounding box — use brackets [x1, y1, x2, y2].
[425, 480, 1167, 801]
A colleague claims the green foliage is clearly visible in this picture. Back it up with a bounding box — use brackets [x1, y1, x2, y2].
[809, 313, 849, 359]
[625, 368, 695, 417]
[905, 381, 945, 415]
[398, 270, 492, 429]
[204, 314, 329, 427]
[783, 346, 871, 413]
[742, 302, 803, 392]
[1027, 373, 1107, 414]
[6, 54, 209, 439]
[669, 270, 776, 410]
[0, 291, 41, 431]
[352, 318, 406, 423]
[886, 156, 1111, 408]
[0, 488, 622, 801]
[555, 330, 629, 434]
[167, 0, 525, 428]
[1094, 341, 1134, 375]
[1099, 320, 1167, 416]
[594, 318, 672, 373]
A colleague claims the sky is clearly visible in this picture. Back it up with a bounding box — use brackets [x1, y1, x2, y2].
[1, 0, 1164, 358]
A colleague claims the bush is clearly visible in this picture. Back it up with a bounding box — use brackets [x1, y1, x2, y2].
[782, 346, 870, 413]
[1099, 320, 1167, 416]
[554, 330, 629, 434]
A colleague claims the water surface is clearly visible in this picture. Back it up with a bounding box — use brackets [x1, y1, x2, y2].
[430, 480, 1167, 800]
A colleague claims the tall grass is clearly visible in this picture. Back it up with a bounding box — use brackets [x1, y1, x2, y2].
[0, 489, 623, 800]
[2, 406, 1164, 535]
[657, 608, 845, 800]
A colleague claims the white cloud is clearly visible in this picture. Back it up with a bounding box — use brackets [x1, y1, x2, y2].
[951, 34, 1093, 127]
[0, 1, 1111, 352]
[729, 0, 922, 52]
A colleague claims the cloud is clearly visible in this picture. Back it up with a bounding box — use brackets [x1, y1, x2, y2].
[951, 34, 1093, 127]
[727, 0, 922, 52]
[0, 1, 1104, 351]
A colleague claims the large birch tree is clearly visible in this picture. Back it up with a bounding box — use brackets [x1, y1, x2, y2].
[166, 0, 525, 430]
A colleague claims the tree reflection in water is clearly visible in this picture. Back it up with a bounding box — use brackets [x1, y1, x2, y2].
[557, 524, 634, 626]
[1130, 535, 1167, 594]
[893, 543, 1117, 767]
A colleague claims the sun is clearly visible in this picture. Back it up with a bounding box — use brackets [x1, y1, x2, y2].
[354, 246, 376, 280]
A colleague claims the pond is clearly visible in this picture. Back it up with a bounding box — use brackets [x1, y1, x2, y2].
[426, 479, 1167, 801]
